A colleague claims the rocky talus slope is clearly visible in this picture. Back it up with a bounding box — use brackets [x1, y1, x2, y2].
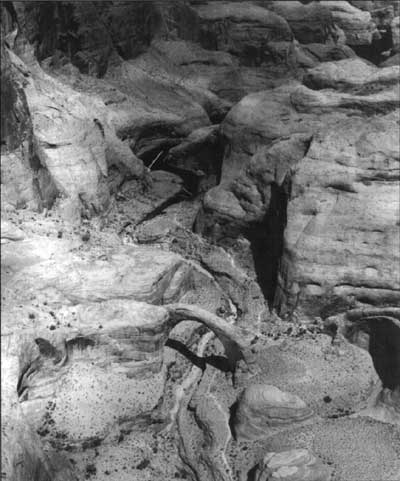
[1, 2, 399, 481]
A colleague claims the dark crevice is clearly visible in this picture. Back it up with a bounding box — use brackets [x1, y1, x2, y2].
[228, 401, 239, 440]
[165, 338, 232, 373]
[367, 317, 400, 390]
[247, 179, 290, 308]
[17, 357, 42, 398]
[66, 336, 95, 351]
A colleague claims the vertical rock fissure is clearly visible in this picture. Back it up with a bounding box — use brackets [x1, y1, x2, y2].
[248, 178, 290, 308]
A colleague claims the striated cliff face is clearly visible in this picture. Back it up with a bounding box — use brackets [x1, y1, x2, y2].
[1, 2, 399, 481]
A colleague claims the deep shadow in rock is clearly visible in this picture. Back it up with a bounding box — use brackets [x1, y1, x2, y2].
[246, 464, 259, 481]
[368, 317, 400, 390]
[347, 315, 400, 390]
[228, 400, 239, 440]
[165, 338, 232, 372]
[247, 181, 289, 308]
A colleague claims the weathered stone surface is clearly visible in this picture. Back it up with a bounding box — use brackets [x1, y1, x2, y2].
[320, 1, 378, 46]
[198, 132, 311, 249]
[291, 83, 399, 113]
[263, 1, 335, 44]
[301, 43, 356, 63]
[0, 220, 25, 241]
[233, 384, 313, 440]
[392, 16, 400, 52]
[275, 114, 400, 317]
[2, 45, 146, 216]
[257, 417, 400, 481]
[254, 449, 333, 481]
[1, 335, 78, 481]
[1, 220, 256, 465]
[380, 51, 400, 67]
[167, 124, 223, 193]
[193, 2, 292, 63]
[3, 241, 187, 305]
[248, 335, 379, 419]
[198, 56, 399, 317]
[302, 57, 400, 92]
[14, 1, 200, 75]
[2, 295, 254, 449]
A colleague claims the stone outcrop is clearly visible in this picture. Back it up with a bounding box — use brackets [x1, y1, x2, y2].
[12, 1, 200, 76]
[166, 124, 223, 194]
[233, 384, 313, 440]
[2, 2, 400, 481]
[1, 223, 257, 478]
[276, 111, 400, 317]
[320, 1, 378, 47]
[302, 57, 400, 92]
[262, 1, 336, 44]
[193, 2, 293, 64]
[197, 56, 400, 317]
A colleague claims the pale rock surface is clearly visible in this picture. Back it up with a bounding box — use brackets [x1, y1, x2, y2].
[3, 46, 145, 216]
[302, 57, 400, 92]
[1, 221, 256, 473]
[254, 449, 333, 481]
[380, 51, 400, 67]
[291, 83, 399, 113]
[276, 113, 400, 316]
[233, 384, 313, 440]
[248, 335, 379, 418]
[254, 417, 400, 481]
[392, 16, 400, 52]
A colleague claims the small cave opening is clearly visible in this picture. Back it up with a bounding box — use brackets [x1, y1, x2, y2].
[352, 25, 394, 65]
[134, 127, 225, 198]
[347, 316, 400, 390]
[367, 317, 400, 390]
[247, 181, 289, 308]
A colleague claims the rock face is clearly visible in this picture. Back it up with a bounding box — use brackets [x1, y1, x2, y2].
[194, 2, 293, 64]
[264, 1, 336, 44]
[2, 2, 400, 481]
[302, 57, 400, 91]
[254, 449, 333, 481]
[233, 384, 313, 440]
[13, 1, 200, 76]
[197, 57, 400, 317]
[321, 1, 378, 47]
[1, 226, 256, 476]
[276, 110, 400, 317]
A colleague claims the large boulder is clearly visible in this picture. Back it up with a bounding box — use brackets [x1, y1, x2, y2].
[233, 384, 313, 441]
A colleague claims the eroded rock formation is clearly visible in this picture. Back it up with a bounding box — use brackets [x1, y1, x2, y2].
[1, 1, 399, 481]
